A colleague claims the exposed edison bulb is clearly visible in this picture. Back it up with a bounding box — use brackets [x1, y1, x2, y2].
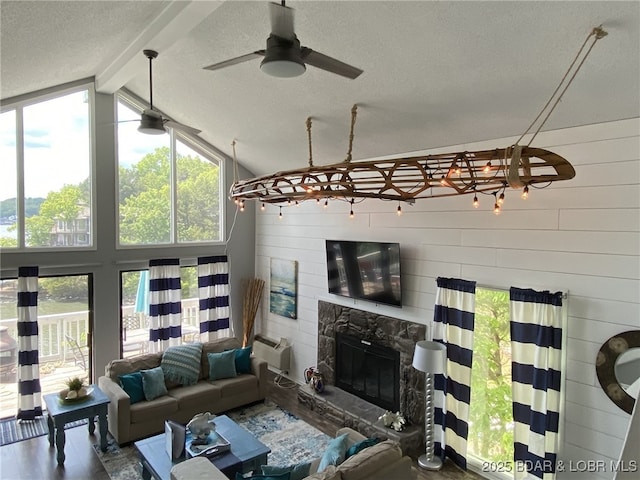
[323, 199, 329, 209]
[498, 192, 505, 205]
[483, 161, 492, 173]
[397, 204, 402, 216]
[521, 185, 529, 200]
[287, 199, 292, 206]
[454, 166, 462, 175]
[494, 203, 501, 215]
[234, 198, 239, 205]
[295, 201, 300, 207]
[306, 186, 314, 194]
[440, 175, 447, 186]
[278, 207, 283, 219]
[261, 203, 265, 211]
[349, 209, 354, 218]
[316, 198, 320, 205]
[239, 202, 245, 212]
[473, 195, 479, 208]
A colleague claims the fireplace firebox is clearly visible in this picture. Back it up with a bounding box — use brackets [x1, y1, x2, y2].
[335, 332, 400, 412]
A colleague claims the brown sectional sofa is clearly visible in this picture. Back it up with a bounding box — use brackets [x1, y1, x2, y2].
[98, 337, 267, 445]
[170, 426, 417, 480]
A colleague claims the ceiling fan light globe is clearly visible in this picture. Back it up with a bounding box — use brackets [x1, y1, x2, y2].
[260, 59, 306, 77]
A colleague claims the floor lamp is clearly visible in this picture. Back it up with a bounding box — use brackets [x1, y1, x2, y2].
[412, 340, 446, 470]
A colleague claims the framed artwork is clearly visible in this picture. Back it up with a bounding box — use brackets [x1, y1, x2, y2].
[269, 258, 298, 319]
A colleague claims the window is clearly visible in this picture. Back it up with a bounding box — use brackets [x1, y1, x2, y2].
[120, 267, 199, 357]
[0, 88, 92, 249]
[0, 274, 91, 419]
[117, 94, 222, 246]
[468, 287, 514, 479]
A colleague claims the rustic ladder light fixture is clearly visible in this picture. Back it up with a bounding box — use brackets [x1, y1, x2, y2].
[231, 26, 606, 216]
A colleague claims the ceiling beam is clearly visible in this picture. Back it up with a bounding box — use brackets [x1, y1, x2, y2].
[95, 0, 224, 94]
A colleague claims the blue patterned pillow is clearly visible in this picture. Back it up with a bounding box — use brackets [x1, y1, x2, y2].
[119, 371, 144, 404]
[161, 342, 203, 386]
[234, 345, 252, 374]
[140, 366, 168, 401]
[208, 350, 237, 381]
[318, 433, 349, 471]
[262, 462, 311, 480]
[345, 437, 380, 458]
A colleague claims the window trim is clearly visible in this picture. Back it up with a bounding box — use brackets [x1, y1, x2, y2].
[115, 90, 225, 248]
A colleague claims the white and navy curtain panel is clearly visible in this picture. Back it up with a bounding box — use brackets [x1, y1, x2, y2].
[148, 259, 183, 353]
[510, 287, 564, 480]
[16, 266, 43, 420]
[197, 255, 231, 341]
[432, 277, 476, 470]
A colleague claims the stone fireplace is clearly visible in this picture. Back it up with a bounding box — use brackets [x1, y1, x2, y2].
[298, 300, 426, 457]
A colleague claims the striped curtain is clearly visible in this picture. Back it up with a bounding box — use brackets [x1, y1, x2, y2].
[16, 266, 43, 420]
[432, 277, 476, 470]
[148, 259, 182, 353]
[197, 255, 231, 341]
[510, 287, 563, 480]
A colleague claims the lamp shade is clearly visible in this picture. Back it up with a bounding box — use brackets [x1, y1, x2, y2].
[412, 340, 446, 374]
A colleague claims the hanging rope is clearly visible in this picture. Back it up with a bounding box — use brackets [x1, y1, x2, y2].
[306, 117, 313, 167]
[345, 104, 358, 163]
[231, 139, 239, 184]
[516, 26, 607, 147]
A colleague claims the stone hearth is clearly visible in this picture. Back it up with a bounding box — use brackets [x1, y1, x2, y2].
[297, 300, 427, 458]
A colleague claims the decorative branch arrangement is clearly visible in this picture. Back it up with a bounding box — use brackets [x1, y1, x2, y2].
[242, 278, 265, 347]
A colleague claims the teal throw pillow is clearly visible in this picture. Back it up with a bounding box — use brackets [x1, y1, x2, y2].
[235, 472, 290, 480]
[317, 433, 350, 471]
[234, 345, 252, 374]
[118, 371, 144, 404]
[140, 366, 168, 401]
[262, 462, 311, 480]
[161, 342, 203, 386]
[345, 437, 380, 459]
[208, 350, 237, 381]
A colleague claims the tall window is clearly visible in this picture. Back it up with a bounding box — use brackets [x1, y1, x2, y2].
[117, 95, 222, 246]
[468, 287, 514, 479]
[0, 88, 92, 249]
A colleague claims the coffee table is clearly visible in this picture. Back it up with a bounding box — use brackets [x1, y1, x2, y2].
[135, 414, 271, 480]
[42, 384, 110, 465]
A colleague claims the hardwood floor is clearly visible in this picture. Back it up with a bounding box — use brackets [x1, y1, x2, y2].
[0, 370, 482, 480]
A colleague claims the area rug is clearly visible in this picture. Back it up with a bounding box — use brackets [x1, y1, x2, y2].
[93, 400, 331, 480]
[0, 415, 87, 446]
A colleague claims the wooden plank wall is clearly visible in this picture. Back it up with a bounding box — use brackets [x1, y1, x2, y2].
[252, 118, 639, 479]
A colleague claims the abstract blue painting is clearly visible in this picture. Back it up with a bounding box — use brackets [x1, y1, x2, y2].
[269, 258, 298, 319]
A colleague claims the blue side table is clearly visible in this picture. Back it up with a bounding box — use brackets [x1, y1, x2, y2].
[42, 384, 110, 465]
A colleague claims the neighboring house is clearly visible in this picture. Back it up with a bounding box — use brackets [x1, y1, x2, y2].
[50, 205, 91, 247]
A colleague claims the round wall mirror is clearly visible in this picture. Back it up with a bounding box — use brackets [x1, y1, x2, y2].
[595, 330, 640, 414]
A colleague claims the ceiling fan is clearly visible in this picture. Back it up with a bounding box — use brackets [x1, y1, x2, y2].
[203, 1, 363, 79]
[135, 49, 201, 135]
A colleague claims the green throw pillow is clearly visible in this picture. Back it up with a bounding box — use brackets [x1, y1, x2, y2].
[345, 437, 380, 459]
[208, 350, 237, 381]
[234, 345, 252, 374]
[118, 371, 144, 404]
[317, 433, 350, 471]
[140, 366, 168, 401]
[261, 462, 311, 480]
[161, 342, 203, 386]
[235, 472, 290, 480]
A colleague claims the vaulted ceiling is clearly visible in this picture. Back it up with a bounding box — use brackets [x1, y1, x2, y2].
[2, 1, 638, 177]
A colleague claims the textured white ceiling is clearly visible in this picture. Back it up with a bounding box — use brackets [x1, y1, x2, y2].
[2, 1, 639, 177]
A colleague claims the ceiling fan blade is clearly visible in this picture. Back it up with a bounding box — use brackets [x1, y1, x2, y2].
[164, 120, 201, 136]
[268, 2, 295, 40]
[301, 47, 363, 79]
[203, 51, 265, 71]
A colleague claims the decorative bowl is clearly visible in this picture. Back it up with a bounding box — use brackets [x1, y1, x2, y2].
[59, 387, 93, 403]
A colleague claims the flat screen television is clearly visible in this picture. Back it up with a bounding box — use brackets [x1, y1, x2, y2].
[326, 240, 402, 307]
